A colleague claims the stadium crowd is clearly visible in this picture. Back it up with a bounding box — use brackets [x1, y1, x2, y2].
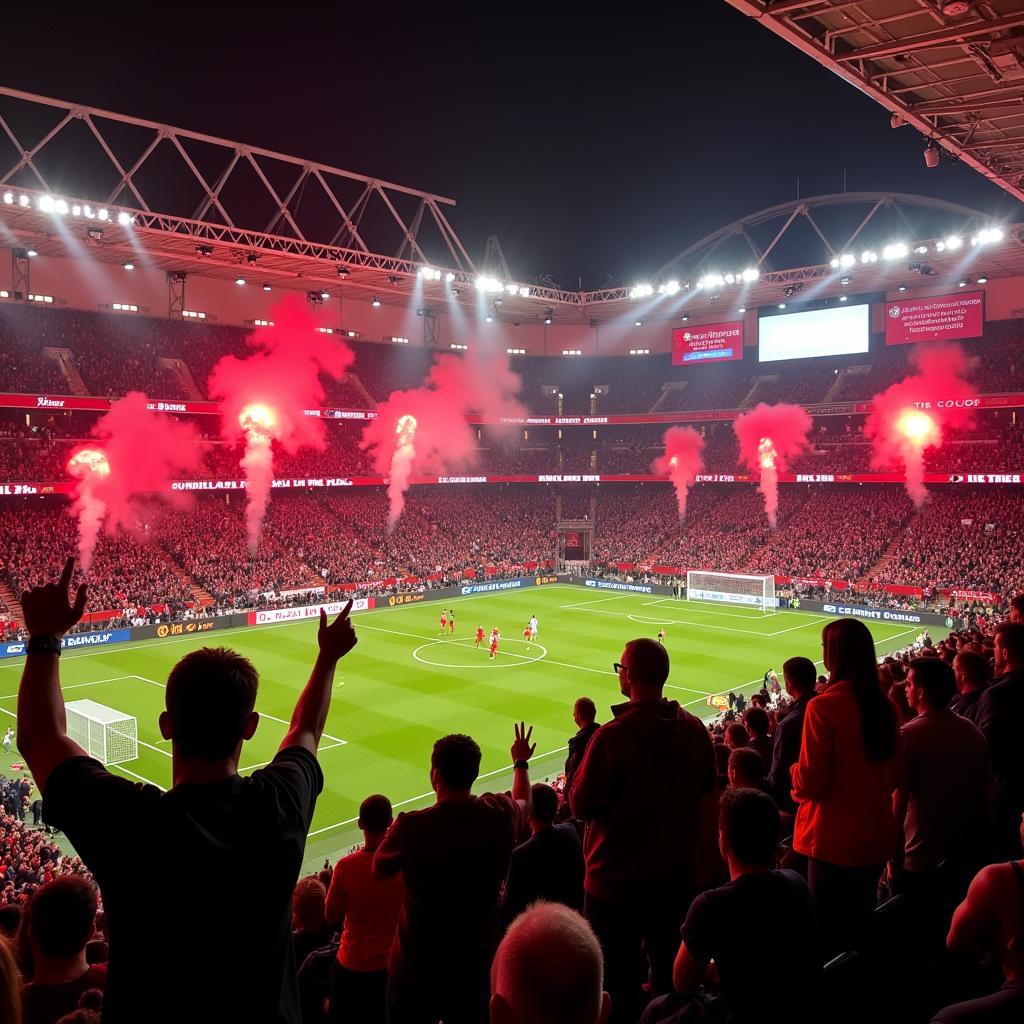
[1, 558, 1023, 1024]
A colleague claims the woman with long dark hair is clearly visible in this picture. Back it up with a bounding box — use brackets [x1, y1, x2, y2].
[791, 617, 900, 956]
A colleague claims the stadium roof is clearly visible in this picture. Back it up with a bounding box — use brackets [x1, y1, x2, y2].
[725, 1, 1024, 205]
[2, 85, 1023, 328]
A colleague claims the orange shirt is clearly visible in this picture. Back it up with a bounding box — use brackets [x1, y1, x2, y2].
[791, 679, 900, 867]
[326, 847, 404, 972]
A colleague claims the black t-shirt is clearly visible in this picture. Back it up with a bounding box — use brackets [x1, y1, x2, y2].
[44, 747, 323, 1024]
[503, 822, 584, 925]
[681, 869, 820, 1024]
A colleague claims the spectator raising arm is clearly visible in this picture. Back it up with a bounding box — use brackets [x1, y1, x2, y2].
[281, 601, 358, 755]
[16, 557, 90, 792]
[511, 721, 537, 816]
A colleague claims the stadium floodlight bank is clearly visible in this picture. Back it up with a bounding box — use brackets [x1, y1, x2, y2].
[686, 571, 777, 614]
[65, 699, 139, 765]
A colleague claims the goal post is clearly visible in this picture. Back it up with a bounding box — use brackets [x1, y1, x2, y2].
[686, 571, 777, 614]
[65, 699, 139, 766]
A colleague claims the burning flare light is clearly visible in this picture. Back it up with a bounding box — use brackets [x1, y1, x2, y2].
[66, 448, 111, 571]
[385, 414, 419, 534]
[238, 403, 278, 552]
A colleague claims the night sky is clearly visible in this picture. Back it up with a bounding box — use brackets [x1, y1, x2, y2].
[3, 1, 1020, 287]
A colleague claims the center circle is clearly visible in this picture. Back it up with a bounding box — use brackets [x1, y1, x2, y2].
[412, 638, 548, 669]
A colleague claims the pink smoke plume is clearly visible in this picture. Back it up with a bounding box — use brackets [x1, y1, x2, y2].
[652, 427, 705, 518]
[207, 297, 354, 550]
[66, 392, 205, 570]
[361, 350, 526, 530]
[864, 343, 977, 507]
[733, 403, 813, 528]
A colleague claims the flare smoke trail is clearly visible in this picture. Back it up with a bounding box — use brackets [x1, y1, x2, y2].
[66, 392, 205, 569]
[733, 403, 812, 528]
[864, 344, 976, 507]
[652, 427, 705, 519]
[207, 297, 354, 551]
[361, 350, 526, 529]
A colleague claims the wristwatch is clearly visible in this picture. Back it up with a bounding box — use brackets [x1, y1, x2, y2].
[513, 759, 530, 771]
[27, 635, 62, 656]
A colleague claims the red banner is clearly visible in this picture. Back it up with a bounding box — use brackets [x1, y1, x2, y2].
[884, 291, 985, 346]
[0, 470, 1021, 499]
[671, 321, 744, 366]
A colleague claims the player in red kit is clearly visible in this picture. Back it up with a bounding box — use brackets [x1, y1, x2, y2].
[448, 609, 455, 634]
[489, 628, 500, 659]
[522, 625, 532, 641]
[439, 611, 447, 636]
[474, 626, 485, 649]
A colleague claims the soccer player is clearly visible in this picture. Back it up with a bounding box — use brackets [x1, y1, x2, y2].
[657, 628, 666, 645]
[475, 625, 485, 649]
[2, 727, 13, 754]
[529, 614, 538, 641]
[448, 609, 455, 635]
[439, 610, 447, 636]
[522, 624, 532, 642]
[489, 628, 500, 659]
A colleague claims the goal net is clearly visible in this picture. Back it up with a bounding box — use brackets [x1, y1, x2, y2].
[686, 571, 777, 614]
[65, 699, 138, 766]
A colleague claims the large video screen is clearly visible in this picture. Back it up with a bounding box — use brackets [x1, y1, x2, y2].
[671, 320, 744, 365]
[758, 303, 870, 363]
[884, 290, 984, 346]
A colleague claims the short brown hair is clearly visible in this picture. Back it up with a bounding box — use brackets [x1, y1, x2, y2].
[165, 647, 259, 759]
[292, 876, 327, 933]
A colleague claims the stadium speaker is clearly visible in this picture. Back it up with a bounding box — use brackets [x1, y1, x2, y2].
[924, 141, 941, 169]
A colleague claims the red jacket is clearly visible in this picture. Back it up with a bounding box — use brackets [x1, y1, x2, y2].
[792, 679, 900, 867]
[570, 698, 715, 900]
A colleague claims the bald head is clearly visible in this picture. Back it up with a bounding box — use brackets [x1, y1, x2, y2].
[618, 638, 670, 699]
[491, 903, 610, 1024]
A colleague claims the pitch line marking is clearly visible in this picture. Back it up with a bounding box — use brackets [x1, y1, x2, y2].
[560, 604, 778, 637]
[627, 615, 675, 625]
[355, 621, 613, 678]
[412, 638, 548, 670]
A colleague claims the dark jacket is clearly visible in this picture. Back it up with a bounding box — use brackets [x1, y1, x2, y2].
[569, 698, 715, 900]
[768, 695, 811, 814]
[565, 722, 600, 791]
[950, 687, 985, 726]
[976, 668, 1024, 848]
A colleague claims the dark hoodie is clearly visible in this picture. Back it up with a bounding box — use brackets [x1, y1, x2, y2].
[569, 698, 715, 901]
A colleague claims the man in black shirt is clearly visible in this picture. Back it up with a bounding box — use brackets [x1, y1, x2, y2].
[977, 622, 1024, 857]
[18, 557, 358, 1024]
[564, 697, 599, 793]
[503, 782, 584, 925]
[643, 789, 820, 1024]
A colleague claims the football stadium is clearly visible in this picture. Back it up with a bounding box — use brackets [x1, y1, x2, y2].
[2, 3, 1024, 1023]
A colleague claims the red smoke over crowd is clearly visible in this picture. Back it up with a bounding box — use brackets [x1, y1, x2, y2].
[207, 297, 354, 550]
[652, 426, 705, 519]
[865, 343, 977, 507]
[733, 403, 812, 528]
[66, 392, 205, 570]
[361, 350, 525, 530]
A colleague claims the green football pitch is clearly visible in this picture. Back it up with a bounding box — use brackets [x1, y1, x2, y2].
[0, 585, 930, 869]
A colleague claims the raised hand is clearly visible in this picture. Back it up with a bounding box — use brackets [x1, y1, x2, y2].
[317, 600, 358, 663]
[21, 557, 88, 639]
[511, 721, 536, 764]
